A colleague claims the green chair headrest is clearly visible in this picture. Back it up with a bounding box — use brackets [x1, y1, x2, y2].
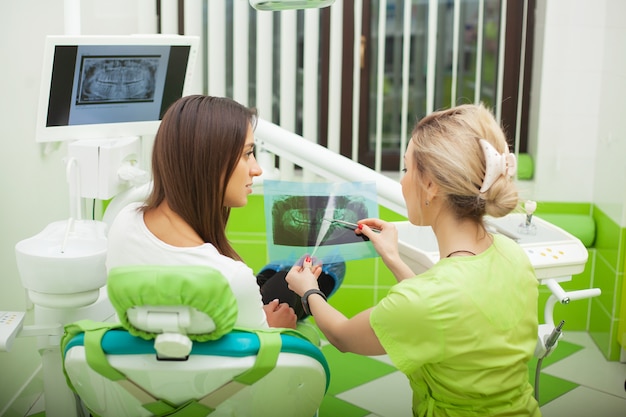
[107, 265, 238, 342]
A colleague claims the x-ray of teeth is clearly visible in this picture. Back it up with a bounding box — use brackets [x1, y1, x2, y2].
[77, 56, 158, 104]
[264, 180, 380, 264]
[272, 196, 368, 246]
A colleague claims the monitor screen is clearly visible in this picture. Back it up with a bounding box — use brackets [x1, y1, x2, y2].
[36, 35, 199, 143]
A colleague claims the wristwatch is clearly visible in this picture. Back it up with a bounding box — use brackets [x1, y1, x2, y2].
[301, 289, 327, 316]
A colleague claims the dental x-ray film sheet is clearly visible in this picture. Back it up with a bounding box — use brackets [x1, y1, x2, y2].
[263, 180, 379, 264]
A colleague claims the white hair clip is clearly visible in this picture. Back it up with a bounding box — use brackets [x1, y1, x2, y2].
[479, 139, 517, 193]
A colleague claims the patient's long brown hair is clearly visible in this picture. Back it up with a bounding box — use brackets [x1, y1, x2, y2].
[144, 95, 257, 260]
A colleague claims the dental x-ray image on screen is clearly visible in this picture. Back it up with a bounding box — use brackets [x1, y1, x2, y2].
[35, 35, 199, 143]
[263, 180, 379, 264]
[77, 56, 159, 104]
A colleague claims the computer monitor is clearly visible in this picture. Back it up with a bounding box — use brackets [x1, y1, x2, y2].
[35, 34, 199, 143]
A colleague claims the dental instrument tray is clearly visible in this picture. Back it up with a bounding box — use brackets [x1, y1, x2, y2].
[393, 213, 588, 282]
[0, 311, 26, 352]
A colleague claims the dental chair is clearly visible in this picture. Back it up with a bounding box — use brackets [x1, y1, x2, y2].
[61, 265, 330, 417]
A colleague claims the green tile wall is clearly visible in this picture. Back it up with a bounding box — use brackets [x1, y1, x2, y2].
[533, 202, 626, 360]
[228, 194, 626, 361]
[227, 195, 269, 273]
[589, 206, 625, 361]
[620, 254, 626, 351]
[534, 202, 593, 216]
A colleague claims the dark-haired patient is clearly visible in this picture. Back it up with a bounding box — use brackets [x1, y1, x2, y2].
[107, 95, 341, 331]
[286, 103, 541, 416]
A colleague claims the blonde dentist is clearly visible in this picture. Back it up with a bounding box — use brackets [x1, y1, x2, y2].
[286, 103, 541, 417]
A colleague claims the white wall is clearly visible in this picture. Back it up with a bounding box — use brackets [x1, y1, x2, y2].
[0, 0, 144, 414]
[529, 0, 626, 226]
[593, 0, 626, 227]
[0, 1, 67, 413]
[528, 0, 604, 204]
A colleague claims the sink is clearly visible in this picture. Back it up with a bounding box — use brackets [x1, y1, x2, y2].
[15, 219, 108, 307]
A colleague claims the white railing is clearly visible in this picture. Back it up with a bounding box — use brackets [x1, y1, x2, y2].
[254, 118, 407, 216]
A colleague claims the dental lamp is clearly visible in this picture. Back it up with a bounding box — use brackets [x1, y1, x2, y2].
[249, 0, 335, 11]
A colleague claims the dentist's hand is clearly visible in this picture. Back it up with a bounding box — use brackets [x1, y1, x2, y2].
[285, 255, 323, 297]
[357, 218, 415, 282]
[356, 218, 399, 260]
[264, 299, 297, 329]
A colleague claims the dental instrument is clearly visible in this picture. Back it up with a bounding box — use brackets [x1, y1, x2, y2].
[534, 320, 565, 401]
[323, 217, 381, 233]
[544, 319, 565, 352]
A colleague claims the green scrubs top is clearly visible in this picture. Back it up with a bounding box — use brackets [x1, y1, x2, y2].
[370, 234, 541, 417]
